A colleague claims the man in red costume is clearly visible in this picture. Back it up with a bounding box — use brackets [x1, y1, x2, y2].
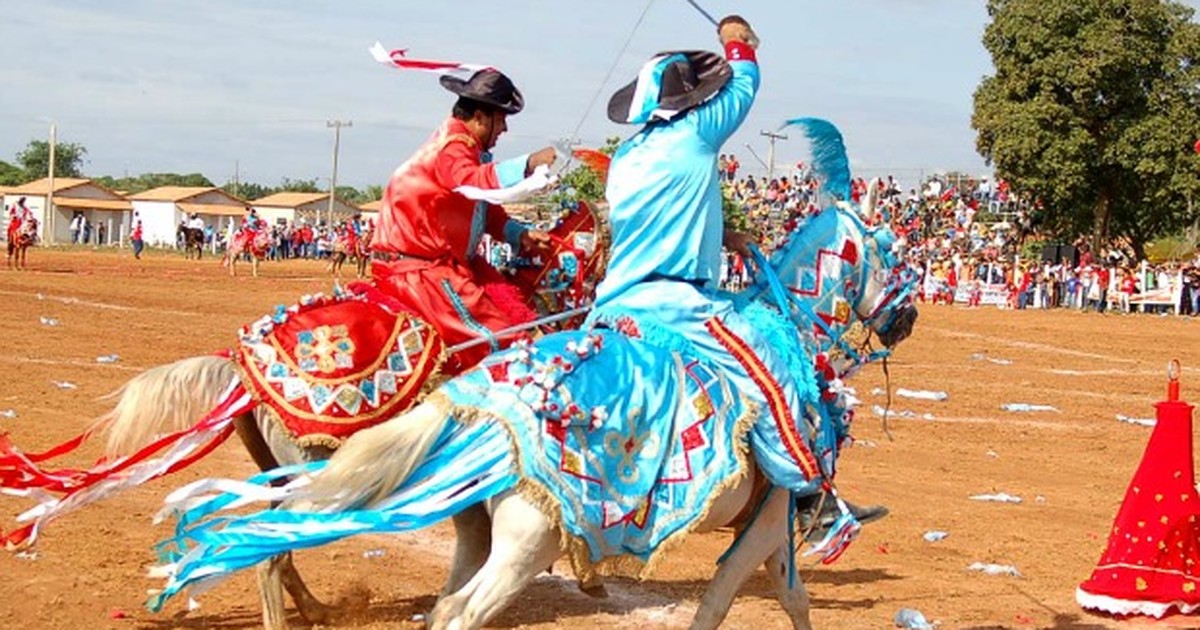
[371, 68, 557, 374]
[6, 197, 35, 267]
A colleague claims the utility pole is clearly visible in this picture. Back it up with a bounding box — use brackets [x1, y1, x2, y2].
[47, 122, 57, 244]
[232, 159, 240, 200]
[326, 120, 352, 228]
[760, 130, 788, 180]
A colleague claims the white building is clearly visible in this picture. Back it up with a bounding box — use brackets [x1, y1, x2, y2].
[3, 178, 132, 245]
[357, 198, 381, 226]
[252, 192, 361, 227]
[128, 186, 250, 247]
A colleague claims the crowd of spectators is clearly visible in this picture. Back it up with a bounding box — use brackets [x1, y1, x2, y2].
[174, 217, 368, 261]
[715, 155, 1200, 317]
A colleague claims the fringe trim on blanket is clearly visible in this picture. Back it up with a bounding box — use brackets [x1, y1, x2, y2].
[435, 388, 762, 582]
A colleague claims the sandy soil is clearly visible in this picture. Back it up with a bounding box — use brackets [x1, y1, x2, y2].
[2, 248, 1200, 630]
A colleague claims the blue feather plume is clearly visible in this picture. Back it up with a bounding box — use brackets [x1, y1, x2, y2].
[779, 118, 850, 201]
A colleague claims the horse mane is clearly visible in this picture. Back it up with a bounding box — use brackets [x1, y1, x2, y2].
[778, 117, 850, 202]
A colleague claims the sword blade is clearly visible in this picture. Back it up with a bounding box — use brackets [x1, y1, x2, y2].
[682, 0, 719, 26]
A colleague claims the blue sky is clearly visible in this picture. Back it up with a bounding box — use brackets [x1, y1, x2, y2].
[4, 0, 1199, 191]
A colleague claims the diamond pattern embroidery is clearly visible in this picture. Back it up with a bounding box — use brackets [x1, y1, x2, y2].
[246, 312, 435, 422]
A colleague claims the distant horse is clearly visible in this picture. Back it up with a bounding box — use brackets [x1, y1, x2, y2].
[6, 217, 37, 271]
[223, 228, 270, 277]
[354, 226, 374, 278]
[328, 225, 375, 279]
[178, 226, 205, 260]
[327, 227, 356, 278]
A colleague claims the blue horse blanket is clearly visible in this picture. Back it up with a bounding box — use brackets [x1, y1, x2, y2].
[439, 328, 754, 572]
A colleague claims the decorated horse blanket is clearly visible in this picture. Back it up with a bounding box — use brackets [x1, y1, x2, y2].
[437, 328, 752, 572]
[235, 287, 445, 447]
[230, 228, 270, 258]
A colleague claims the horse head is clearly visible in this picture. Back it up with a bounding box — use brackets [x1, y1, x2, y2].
[752, 119, 918, 371]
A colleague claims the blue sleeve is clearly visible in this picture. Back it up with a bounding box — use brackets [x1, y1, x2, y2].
[503, 218, 528, 250]
[494, 154, 530, 188]
[693, 60, 760, 149]
[696, 59, 758, 150]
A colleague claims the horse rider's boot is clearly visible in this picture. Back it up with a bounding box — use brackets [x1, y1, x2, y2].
[795, 493, 889, 544]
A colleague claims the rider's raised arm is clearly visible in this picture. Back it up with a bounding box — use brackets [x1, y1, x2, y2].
[434, 136, 530, 191]
[692, 40, 760, 149]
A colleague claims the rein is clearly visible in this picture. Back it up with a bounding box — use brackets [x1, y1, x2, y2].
[745, 242, 883, 369]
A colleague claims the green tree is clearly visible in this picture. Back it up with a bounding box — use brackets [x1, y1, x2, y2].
[15, 140, 88, 180]
[334, 185, 366, 205]
[222, 181, 272, 202]
[0, 161, 23, 186]
[556, 136, 622, 202]
[972, 0, 1200, 256]
[277, 177, 320, 193]
[94, 172, 214, 195]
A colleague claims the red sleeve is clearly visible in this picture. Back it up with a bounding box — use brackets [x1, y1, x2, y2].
[433, 138, 500, 191]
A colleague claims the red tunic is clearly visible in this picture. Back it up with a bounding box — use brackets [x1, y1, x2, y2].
[370, 117, 535, 374]
[6, 209, 21, 242]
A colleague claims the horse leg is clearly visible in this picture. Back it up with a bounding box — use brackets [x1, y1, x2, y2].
[252, 256, 259, 278]
[690, 490, 797, 630]
[233, 412, 336, 628]
[762, 543, 813, 630]
[444, 503, 492, 596]
[429, 494, 561, 630]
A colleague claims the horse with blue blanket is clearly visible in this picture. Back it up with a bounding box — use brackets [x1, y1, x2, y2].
[148, 123, 918, 630]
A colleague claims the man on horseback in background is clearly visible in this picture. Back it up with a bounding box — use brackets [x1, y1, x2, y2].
[370, 68, 558, 374]
[588, 15, 885, 536]
[241, 207, 266, 234]
[6, 197, 34, 269]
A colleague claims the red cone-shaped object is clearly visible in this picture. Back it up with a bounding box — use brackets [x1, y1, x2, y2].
[1078, 363, 1200, 617]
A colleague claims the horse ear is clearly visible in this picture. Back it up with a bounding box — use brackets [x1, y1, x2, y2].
[860, 178, 882, 224]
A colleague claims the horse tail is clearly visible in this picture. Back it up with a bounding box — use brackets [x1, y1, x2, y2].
[290, 397, 449, 511]
[94, 355, 239, 457]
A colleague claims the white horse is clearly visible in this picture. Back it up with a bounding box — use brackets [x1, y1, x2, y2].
[148, 192, 918, 630]
[0, 205, 606, 627]
[223, 227, 271, 277]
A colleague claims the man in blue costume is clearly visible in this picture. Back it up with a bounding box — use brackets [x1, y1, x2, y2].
[587, 15, 884, 537]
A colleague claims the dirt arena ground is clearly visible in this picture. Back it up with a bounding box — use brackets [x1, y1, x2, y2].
[2, 248, 1200, 630]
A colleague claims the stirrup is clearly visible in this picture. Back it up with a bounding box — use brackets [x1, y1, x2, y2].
[801, 496, 861, 564]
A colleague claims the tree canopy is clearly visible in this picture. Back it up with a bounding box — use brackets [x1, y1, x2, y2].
[972, 0, 1200, 255]
[14, 140, 88, 180]
[556, 136, 622, 203]
[93, 173, 214, 195]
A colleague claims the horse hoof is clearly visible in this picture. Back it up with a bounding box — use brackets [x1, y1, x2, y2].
[298, 602, 338, 625]
[578, 581, 609, 599]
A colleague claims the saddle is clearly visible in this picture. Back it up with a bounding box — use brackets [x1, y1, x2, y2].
[235, 286, 445, 448]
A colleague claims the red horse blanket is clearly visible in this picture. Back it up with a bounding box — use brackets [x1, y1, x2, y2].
[235, 289, 445, 448]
